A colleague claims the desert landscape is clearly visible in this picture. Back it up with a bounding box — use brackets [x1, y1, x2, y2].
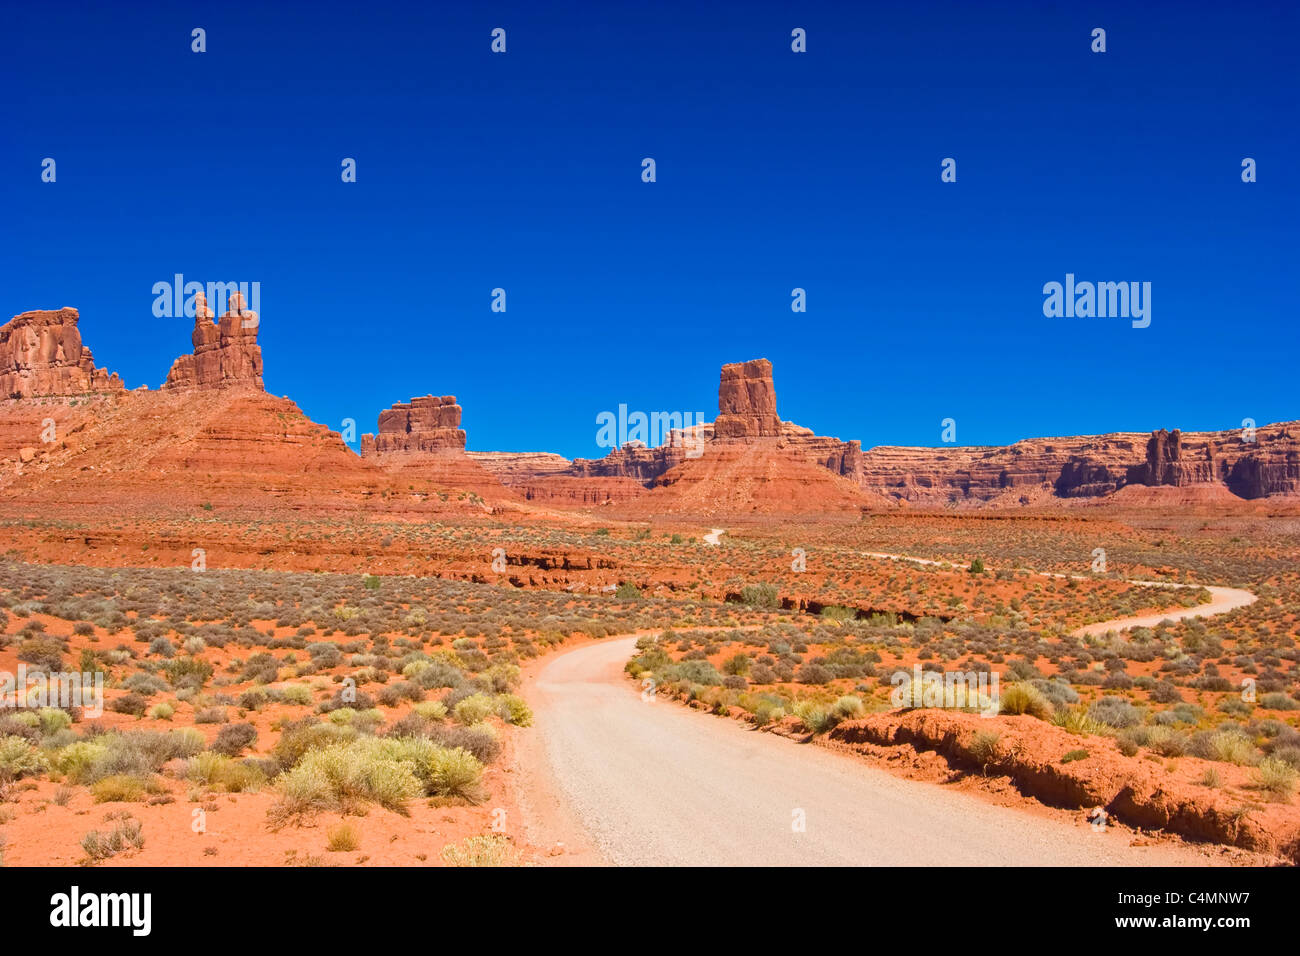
[0, 304, 1296, 867]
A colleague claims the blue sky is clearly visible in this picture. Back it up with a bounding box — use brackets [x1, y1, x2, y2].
[5, 0, 1295, 458]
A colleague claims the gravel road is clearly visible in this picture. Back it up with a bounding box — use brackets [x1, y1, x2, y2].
[517, 636, 1224, 866]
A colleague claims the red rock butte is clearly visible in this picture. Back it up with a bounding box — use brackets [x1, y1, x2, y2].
[0, 308, 123, 398]
[162, 291, 264, 390]
[0, 305, 1296, 517]
[361, 395, 467, 455]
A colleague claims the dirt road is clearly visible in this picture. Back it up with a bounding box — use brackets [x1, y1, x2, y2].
[515, 636, 1224, 866]
[860, 550, 1257, 636]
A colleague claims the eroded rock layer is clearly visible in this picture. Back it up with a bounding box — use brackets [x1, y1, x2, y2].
[0, 309, 123, 398]
[361, 395, 466, 455]
[162, 292, 264, 390]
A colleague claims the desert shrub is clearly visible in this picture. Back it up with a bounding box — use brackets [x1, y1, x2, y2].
[739, 583, 780, 608]
[81, 818, 144, 861]
[1218, 697, 1252, 718]
[1267, 744, 1300, 770]
[1030, 679, 1079, 710]
[452, 694, 493, 726]
[148, 702, 175, 721]
[238, 689, 269, 710]
[307, 642, 343, 668]
[1202, 730, 1260, 766]
[1253, 757, 1298, 800]
[17, 636, 65, 672]
[722, 653, 751, 676]
[614, 582, 642, 600]
[999, 682, 1052, 720]
[0, 735, 47, 782]
[429, 723, 500, 764]
[1260, 692, 1300, 711]
[122, 672, 169, 697]
[109, 693, 149, 717]
[1148, 680, 1183, 703]
[379, 738, 484, 800]
[1049, 707, 1105, 736]
[185, 753, 264, 792]
[495, 694, 532, 726]
[666, 659, 724, 686]
[1143, 725, 1189, 757]
[326, 822, 360, 852]
[796, 663, 834, 685]
[269, 740, 422, 825]
[968, 731, 1001, 769]
[820, 605, 855, 621]
[1061, 749, 1089, 763]
[412, 701, 448, 721]
[163, 656, 213, 690]
[91, 774, 161, 803]
[440, 834, 517, 866]
[1087, 696, 1141, 729]
[833, 695, 865, 719]
[36, 708, 72, 735]
[193, 706, 228, 724]
[279, 684, 314, 706]
[968, 558, 985, 574]
[792, 701, 834, 734]
[148, 637, 176, 658]
[212, 722, 258, 757]
[271, 720, 357, 772]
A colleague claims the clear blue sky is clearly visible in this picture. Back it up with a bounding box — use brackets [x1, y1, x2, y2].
[5, 0, 1295, 457]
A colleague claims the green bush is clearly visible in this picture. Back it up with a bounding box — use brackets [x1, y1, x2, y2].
[1253, 757, 1298, 800]
[452, 694, 493, 726]
[0, 735, 47, 783]
[739, 583, 780, 608]
[792, 701, 834, 734]
[998, 682, 1052, 720]
[495, 694, 532, 727]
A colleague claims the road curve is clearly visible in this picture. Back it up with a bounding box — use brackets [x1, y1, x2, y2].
[860, 550, 1257, 636]
[516, 636, 1221, 866]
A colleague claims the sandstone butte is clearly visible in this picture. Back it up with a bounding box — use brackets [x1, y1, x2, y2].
[0, 308, 123, 399]
[1, 306, 1297, 517]
[162, 291, 264, 390]
[359, 395, 517, 501]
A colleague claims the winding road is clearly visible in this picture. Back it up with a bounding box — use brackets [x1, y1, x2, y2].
[514, 636, 1225, 866]
[512, 542, 1257, 866]
[859, 550, 1257, 637]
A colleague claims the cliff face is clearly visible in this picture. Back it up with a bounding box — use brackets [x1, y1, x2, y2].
[361, 395, 467, 455]
[479, 358, 865, 507]
[714, 359, 782, 439]
[860, 424, 1300, 504]
[162, 292, 263, 390]
[359, 394, 512, 501]
[477, 358, 1298, 509]
[0, 309, 123, 398]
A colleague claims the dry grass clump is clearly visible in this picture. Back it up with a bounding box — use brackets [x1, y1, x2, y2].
[81, 815, 144, 861]
[439, 834, 520, 867]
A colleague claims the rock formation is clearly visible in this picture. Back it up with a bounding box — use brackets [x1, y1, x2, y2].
[476, 359, 866, 508]
[0, 309, 123, 398]
[361, 395, 467, 455]
[474, 358, 1299, 508]
[360, 394, 512, 500]
[162, 292, 263, 390]
[714, 359, 782, 439]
